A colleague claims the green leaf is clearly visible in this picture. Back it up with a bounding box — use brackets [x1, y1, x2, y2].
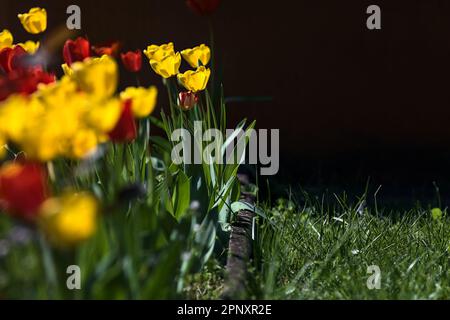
[172, 170, 191, 221]
[231, 201, 266, 219]
[195, 214, 218, 266]
[149, 116, 165, 130]
[218, 201, 232, 232]
[151, 157, 166, 172]
[150, 136, 172, 154]
[220, 119, 247, 158]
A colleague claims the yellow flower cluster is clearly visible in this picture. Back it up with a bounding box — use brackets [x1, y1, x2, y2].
[0, 29, 40, 53]
[69, 55, 119, 101]
[0, 55, 158, 162]
[144, 42, 181, 79]
[144, 43, 211, 92]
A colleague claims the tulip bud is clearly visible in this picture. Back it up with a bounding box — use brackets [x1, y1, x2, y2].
[63, 37, 91, 66]
[0, 162, 49, 220]
[186, 0, 221, 16]
[121, 50, 142, 73]
[178, 91, 199, 111]
[92, 41, 121, 57]
[108, 99, 138, 142]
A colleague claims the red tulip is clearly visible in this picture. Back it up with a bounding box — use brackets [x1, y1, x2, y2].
[92, 41, 121, 57]
[0, 162, 49, 220]
[186, 0, 221, 16]
[63, 37, 91, 66]
[0, 67, 55, 101]
[0, 46, 27, 74]
[108, 99, 138, 142]
[178, 91, 199, 111]
[120, 50, 142, 73]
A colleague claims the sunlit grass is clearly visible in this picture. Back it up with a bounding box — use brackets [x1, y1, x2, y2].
[253, 197, 450, 299]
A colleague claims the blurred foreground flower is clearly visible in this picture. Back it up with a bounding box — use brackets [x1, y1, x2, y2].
[86, 98, 122, 134]
[181, 44, 211, 68]
[178, 91, 199, 111]
[0, 78, 122, 161]
[186, 0, 221, 16]
[16, 41, 40, 54]
[120, 86, 157, 118]
[121, 50, 142, 73]
[0, 67, 55, 101]
[177, 66, 211, 92]
[70, 55, 118, 101]
[63, 37, 91, 66]
[108, 99, 138, 142]
[0, 162, 49, 220]
[0, 45, 27, 74]
[39, 192, 98, 247]
[0, 30, 13, 49]
[18, 8, 47, 34]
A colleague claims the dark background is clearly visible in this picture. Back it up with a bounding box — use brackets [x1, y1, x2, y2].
[3, 0, 450, 205]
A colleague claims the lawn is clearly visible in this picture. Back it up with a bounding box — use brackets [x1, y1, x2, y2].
[186, 195, 450, 300]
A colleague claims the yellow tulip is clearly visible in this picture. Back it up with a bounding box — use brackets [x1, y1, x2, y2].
[0, 91, 92, 161]
[22, 96, 86, 161]
[0, 135, 6, 159]
[181, 44, 211, 68]
[61, 63, 73, 77]
[144, 43, 175, 61]
[86, 98, 122, 133]
[39, 192, 98, 247]
[0, 29, 13, 49]
[149, 52, 181, 78]
[18, 7, 47, 34]
[177, 66, 211, 92]
[71, 129, 98, 159]
[36, 76, 78, 107]
[70, 55, 118, 101]
[0, 82, 107, 161]
[16, 41, 40, 54]
[0, 95, 43, 143]
[120, 86, 158, 118]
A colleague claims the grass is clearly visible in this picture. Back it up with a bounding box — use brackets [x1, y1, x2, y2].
[188, 193, 450, 300]
[253, 195, 450, 299]
[184, 259, 225, 300]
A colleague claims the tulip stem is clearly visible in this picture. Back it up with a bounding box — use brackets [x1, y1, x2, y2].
[39, 235, 61, 299]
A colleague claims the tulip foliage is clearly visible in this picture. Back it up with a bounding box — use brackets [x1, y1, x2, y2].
[0, 6, 255, 299]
